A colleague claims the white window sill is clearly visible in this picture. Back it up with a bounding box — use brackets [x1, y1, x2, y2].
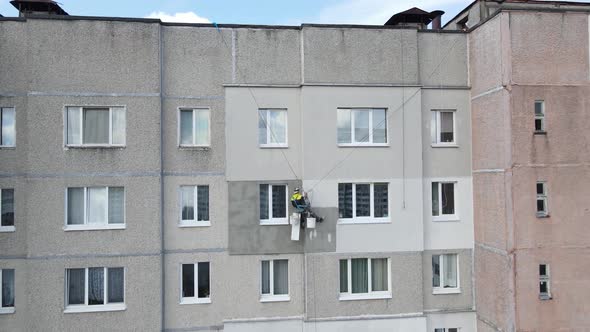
[338, 218, 390, 225]
[433, 288, 461, 295]
[180, 297, 211, 305]
[432, 215, 459, 222]
[339, 292, 392, 301]
[179, 221, 211, 228]
[0, 307, 15, 314]
[65, 145, 126, 149]
[338, 143, 389, 148]
[431, 143, 458, 148]
[259, 144, 288, 149]
[536, 213, 550, 219]
[260, 219, 289, 226]
[539, 294, 552, 300]
[0, 226, 16, 233]
[64, 224, 126, 231]
[178, 145, 211, 150]
[64, 303, 126, 314]
[0, 146, 16, 150]
[260, 295, 290, 303]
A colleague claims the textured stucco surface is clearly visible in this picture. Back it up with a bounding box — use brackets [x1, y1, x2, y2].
[473, 172, 509, 251]
[418, 33, 468, 87]
[469, 14, 504, 96]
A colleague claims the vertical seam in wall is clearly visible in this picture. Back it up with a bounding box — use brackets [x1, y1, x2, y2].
[231, 29, 236, 84]
[159, 23, 166, 332]
[300, 28, 305, 84]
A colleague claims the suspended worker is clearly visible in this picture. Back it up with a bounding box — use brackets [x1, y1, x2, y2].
[290, 188, 324, 227]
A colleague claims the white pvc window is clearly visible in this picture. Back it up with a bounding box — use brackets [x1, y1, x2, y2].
[179, 185, 210, 227]
[339, 258, 391, 301]
[0, 269, 15, 314]
[260, 259, 289, 302]
[536, 182, 548, 217]
[432, 181, 457, 221]
[66, 107, 125, 146]
[179, 108, 210, 147]
[66, 187, 125, 230]
[337, 108, 387, 145]
[0, 189, 15, 232]
[539, 264, 551, 300]
[338, 183, 389, 223]
[259, 184, 288, 225]
[0, 108, 15, 147]
[258, 109, 287, 147]
[534, 100, 545, 132]
[431, 110, 456, 145]
[435, 329, 459, 332]
[65, 267, 125, 313]
[180, 262, 211, 304]
[432, 254, 460, 294]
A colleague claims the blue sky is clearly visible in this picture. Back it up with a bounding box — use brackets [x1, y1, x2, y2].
[2, 0, 590, 25]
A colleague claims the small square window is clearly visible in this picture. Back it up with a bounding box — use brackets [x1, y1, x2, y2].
[179, 108, 210, 147]
[534, 100, 545, 132]
[258, 109, 287, 147]
[432, 254, 460, 294]
[431, 110, 456, 145]
[181, 262, 211, 304]
[261, 259, 289, 301]
[179, 185, 210, 226]
[259, 184, 288, 225]
[432, 182, 457, 221]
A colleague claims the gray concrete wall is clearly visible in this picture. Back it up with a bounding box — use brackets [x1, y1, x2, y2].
[417, 33, 468, 87]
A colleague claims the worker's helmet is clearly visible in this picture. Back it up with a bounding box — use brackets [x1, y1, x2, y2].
[294, 187, 300, 193]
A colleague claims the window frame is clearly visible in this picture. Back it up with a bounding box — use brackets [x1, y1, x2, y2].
[178, 185, 211, 227]
[0, 268, 15, 314]
[539, 263, 551, 300]
[64, 106, 126, 148]
[432, 254, 461, 294]
[431, 180, 459, 222]
[338, 257, 392, 301]
[64, 267, 126, 313]
[435, 329, 459, 332]
[337, 108, 389, 147]
[177, 107, 211, 148]
[259, 184, 289, 225]
[260, 259, 290, 302]
[431, 109, 457, 147]
[258, 108, 288, 148]
[0, 189, 15, 233]
[64, 186, 126, 231]
[179, 262, 211, 305]
[338, 182, 390, 224]
[0, 107, 16, 148]
[536, 181, 548, 218]
[534, 100, 545, 133]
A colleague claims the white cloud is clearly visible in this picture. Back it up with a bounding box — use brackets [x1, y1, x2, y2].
[316, 0, 467, 25]
[146, 11, 210, 23]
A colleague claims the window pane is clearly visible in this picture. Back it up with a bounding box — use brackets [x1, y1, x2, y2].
[540, 281, 548, 294]
[353, 110, 370, 143]
[536, 182, 544, 195]
[259, 185, 269, 220]
[67, 268, 85, 305]
[432, 182, 440, 216]
[273, 260, 288, 295]
[67, 107, 81, 145]
[537, 199, 546, 213]
[272, 185, 286, 219]
[182, 264, 195, 298]
[432, 255, 440, 287]
[87, 187, 107, 224]
[449, 329, 458, 332]
[87, 268, 104, 305]
[1, 108, 15, 146]
[440, 112, 454, 143]
[337, 109, 351, 143]
[181, 186, 194, 221]
[441, 183, 455, 215]
[112, 107, 125, 145]
[371, 258, 388, 292]
[338, 183, 353, 218]
[373, 183, 388, 218]
[539, 264, 547, 276]
[443, 254, 458, 288]
[180, 110, 193, 145]
[258, 110, 268, 145]
[339, 260, 348, 293]
[535, 119, 544, 131]
[83, 109, 109, 144]
[2, 269, 14, 307]
[67, 188, 84, 225]
[107, 268, 124, 303]
[535, 101, 544, 115]
[434, 329, 445, 332]
[372, 109, 387, 143]
[197, 186, 209, 221]
[351, 258, 368, 293]
[195, 109, 209, 145]
[269, 110, 286, 144]
[355, 184, 370, 217]
[198, 262, 210, 298]
[108, 187, 124, 224]
[1, 189, 14, 227]
[261, 260, 270, 294]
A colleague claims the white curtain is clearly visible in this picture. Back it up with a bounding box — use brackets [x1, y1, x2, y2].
[88, 267, 104, 305]
[111, 107, 126, 145]
[195, 109, 209, 145]
[2, 269, 14, 307]
[67, 107, 81, 145]
[351, 258, 368, 293]
[273, 260, 288, 295]
[1, 108, 15, 146]
[67, 268, 85, 305]
[108, 187, 124, 224]
[107, 268, 124, 303]
[269, 110, 286, 144]
[67, 188, 84, 225]
[83, 109, 109, 144]
[181, 186, 194, 221]
[87, 187, 107, 224]
[371, 258, 388, 292]
[440, 112, 454, 142]
[444, 254, 457, 288]
[353, 110, 369, 143]
[258, 110, 268, 145]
